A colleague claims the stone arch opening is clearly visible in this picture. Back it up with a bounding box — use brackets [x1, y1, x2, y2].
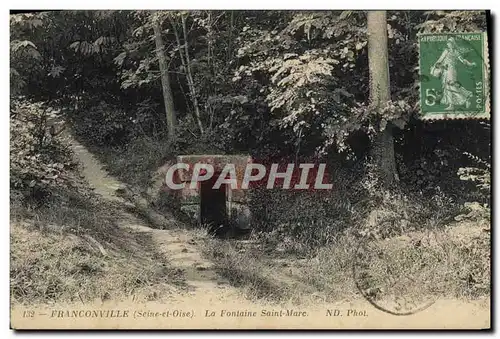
[200, 173, 227, 234]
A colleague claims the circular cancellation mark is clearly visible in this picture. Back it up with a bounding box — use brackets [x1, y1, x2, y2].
[353, 235, 437, 316]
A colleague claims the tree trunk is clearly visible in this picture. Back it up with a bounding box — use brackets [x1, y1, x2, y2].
[170, 16, 204, 134]
[367, 11, 398, 185]
[227, 11, 234, 60]
[153, 17, 176, 142]
[181, 15, 204, 135]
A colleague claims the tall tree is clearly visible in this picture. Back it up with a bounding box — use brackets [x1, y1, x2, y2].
[367, 10, 398, 185]
[170, 13, 204, 134]
[152, 14, 176, 141]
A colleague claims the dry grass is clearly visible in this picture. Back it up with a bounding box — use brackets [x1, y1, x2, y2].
[10, 195, 185, 306]
[90, 137, 173, 190]
[202, 240, 291, 302]
[68, 129, 490, 308]
[202, 219, 490, 305]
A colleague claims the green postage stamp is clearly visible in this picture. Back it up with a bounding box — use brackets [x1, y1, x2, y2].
[418, 32, 490, 120]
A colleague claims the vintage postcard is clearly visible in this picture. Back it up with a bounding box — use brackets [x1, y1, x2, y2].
[10, 10, 491, 330]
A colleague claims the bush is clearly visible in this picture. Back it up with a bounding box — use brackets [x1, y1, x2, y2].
[457, 151, 490, 203]
[70, 100, 134, 146]
[172, 116, 227, 155]
[91, 137, 174, 190]
[10, 100, 185, 305]
[455, 151, 491, 223]
[10, 100, 84, 203]
[247, 158, 467, 254]
[247, 164, 363, 252]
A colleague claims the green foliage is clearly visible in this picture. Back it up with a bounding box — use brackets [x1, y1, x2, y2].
[248, 164, 362, 251]
[10, 38, 42, 95]
[10, 100, 82, 202]
[416, 11, 487, 33]
[234, 11, 369, 154]
[69, 97, 169, 147]
[458, 152, 491, 194]
[93, 137, 174, 189]
[69, 101, 134, 146]
[9, 10, 491, 307]
[456, 147, 491, 222]
[10, 10, 488, 157]
[10, 68, 26, 96]
[9, 10, 491, 242]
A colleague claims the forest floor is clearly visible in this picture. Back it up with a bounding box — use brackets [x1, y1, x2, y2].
[65, 134, 247, 304]
[10, 132, 491, 329]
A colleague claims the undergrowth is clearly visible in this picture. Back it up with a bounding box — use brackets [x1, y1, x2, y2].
[10, 101, 185, 305]
[64, 101, 490, 306]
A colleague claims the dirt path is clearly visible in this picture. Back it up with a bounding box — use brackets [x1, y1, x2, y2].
[67, 135, 245, 303]
[13, 134, 489, 329]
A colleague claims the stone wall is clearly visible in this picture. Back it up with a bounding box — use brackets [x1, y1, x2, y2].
[175, 154, 252, 229]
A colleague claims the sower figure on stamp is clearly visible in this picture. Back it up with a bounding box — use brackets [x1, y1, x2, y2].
[431, 37, 476, 111]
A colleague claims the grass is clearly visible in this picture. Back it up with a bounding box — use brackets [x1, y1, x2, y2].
[10, 189, 185, 305]
[69, 132, 490, 307]
[353, 224, 490, 299]
[202, 239, 292, 302]
[201, 217, 490, 306]
[86, 137, 173, 191]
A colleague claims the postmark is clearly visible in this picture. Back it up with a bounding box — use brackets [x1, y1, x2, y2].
[418, 32, 490, 120]
[353, 232, 439, 316]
